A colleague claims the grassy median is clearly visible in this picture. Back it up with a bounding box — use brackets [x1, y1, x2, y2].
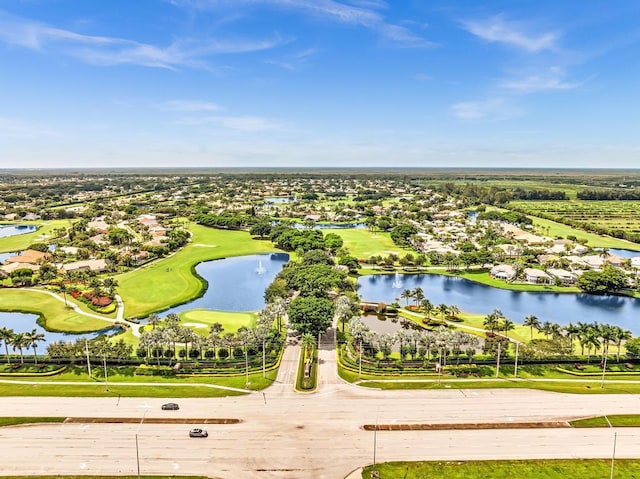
[363, 459, 640, 478]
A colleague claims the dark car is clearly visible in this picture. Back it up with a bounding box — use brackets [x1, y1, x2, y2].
[189, 428, 208, 438]
[161, 403, 179, 410]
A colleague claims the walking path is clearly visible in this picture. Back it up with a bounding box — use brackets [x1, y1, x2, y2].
[28, 288, 142, 337]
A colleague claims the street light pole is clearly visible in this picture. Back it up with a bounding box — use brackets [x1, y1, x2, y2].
[85, 339, 91, 377]
[514, 341, 519, 378]
[262, 339, 266, 378]
[135, 409, 148, 479]
[103, 354, 108, 391]
[495, 341, 501, 378]
[610, 431, 617, 479]
[601, 353, 608, 389]
[245, 340, 249, 388]
[359, 340, 362, 379]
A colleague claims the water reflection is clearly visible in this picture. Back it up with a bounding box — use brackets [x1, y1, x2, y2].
[163, 253, 289, 314]
[0, 312, 123, 350]
[0, 224, 37, 238]
[357, 273, 640, 334]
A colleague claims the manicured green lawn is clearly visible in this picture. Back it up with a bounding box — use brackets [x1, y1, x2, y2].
[525, 213, 640, 250]
[571, 414, 640, 427]
[331, 229, 409, 259]
[0, 289, 113, 332]
[178, 309, 257, 334]
[0, 366, 278, 397]
[0, 417, 66, 427]
[363, 459, 640, 479]
[117, 224, 281, 318]
[0, 220, 71, 253]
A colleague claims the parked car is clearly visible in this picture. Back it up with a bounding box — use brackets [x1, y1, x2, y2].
[161, 403, 179, 410]
[189, 428, 208, 438]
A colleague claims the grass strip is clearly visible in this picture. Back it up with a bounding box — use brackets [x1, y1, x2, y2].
[0, 417, 65, 427]
[570, 414, 640, 427]
[362, 459, 640, 479]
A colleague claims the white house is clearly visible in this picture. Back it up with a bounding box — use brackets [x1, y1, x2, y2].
[490, 264, 516, 280]
[524, 268, 553, 284]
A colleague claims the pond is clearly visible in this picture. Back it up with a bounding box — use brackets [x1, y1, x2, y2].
[601, 248, 640, 259]
[0, 224, 37, 239]
[0, 312, 124, 350]
[162, 253, 289, 315]
[265, 196, 293, 204]
[357, 273, 640, 335]
[360, 313, 424, 335]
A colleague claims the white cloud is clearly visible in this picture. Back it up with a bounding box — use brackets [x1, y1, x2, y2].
[173, 115, 283, 132]
[0, 10, 287, 69]
[501, 75, 580, 93]
[451, 98, 520, 120]
[462, 15, 559, 52]
[161, 100, 222, 112]
[171, 0, 433, 48]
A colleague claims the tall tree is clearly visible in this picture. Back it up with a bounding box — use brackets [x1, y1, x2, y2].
[25, 329, 45, 365]
[0, 327, 14, 364]
[523, 315, 541, 341]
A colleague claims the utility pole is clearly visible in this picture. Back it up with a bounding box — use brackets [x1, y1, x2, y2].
[85, 339, 91, 377]
[245, 340, 249, 388]
[601, 353, 608, 389]
[610, 431, 617, 479]
[103, 354, 108, 391]
[359, 340, 362, 379]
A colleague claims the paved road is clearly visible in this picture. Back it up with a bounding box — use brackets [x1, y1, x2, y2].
[2, 330, 640, 478]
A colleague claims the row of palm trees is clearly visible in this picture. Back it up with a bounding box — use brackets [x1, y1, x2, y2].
[0, 327, 46, 365]
[398, 288, 461, 321]
[139, 312, 277, 364]
[521, 315, 632, 361]
[348, 317, 481, 363]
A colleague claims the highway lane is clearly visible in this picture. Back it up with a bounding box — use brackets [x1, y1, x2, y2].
[1, 386, 640, 478]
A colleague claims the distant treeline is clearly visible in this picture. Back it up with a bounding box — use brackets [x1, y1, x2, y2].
[433, 183, 566, 205]
[577, 189, 640, 200]
[194, 213, 254, 230]
[477, 210, 533, 226]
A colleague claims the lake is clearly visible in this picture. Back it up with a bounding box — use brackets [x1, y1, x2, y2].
[357, 273, 640, 335]
[0, 224, 37, 239]
[0, 312, 124, 350]
[162, 253, 289, 314]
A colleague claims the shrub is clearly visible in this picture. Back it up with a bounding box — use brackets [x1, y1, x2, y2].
[134, 365, 176, 376]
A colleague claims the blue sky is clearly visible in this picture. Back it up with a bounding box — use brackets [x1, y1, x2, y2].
[1, 0, 639, 168]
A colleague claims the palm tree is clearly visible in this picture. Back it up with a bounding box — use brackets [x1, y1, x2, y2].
[11, 333, 28, 365]
[613, 327, 632, 362]
[564, 323, 580, 346]
[540, 321, 553, 339]
[523, 315, 540, 341]
[335, 295, 352, 332]
[584, 329, 601, 363]
[448, 305, 460, 320]
[25, 329, 45, 365]
[483, 313, 499, 333]
[420, 299, 434, 318]
[413, 288, 425, 306]
[272, 297, 287, 331]
[400, 289, 412, 307]
[437, 303, 449, 320]
[59, 283, 69, 307]
[301, 333, 316, 361]
[207, 325, 223, 361]
[0, 327, 14, 364]
[147, 313, 161, 330]
[501, 319, 515, 338]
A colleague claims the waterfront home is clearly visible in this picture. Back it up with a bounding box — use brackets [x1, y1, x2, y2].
[546, 268, 578, 284]
[5, 249, 49, 265]
[523, 268, 553, 284]
[490, 264, 516, 280]
[0, 262, 40, 275]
